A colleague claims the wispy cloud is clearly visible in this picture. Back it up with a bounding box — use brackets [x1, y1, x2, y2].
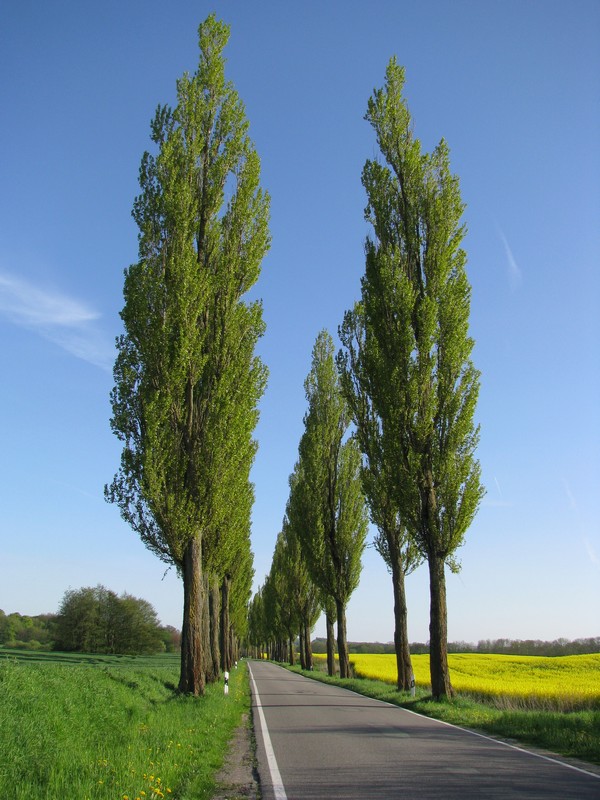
[0, 271, 114, 371]
[497, 227, 523, 292]
[583, 537, 600, 567]
[563, 479, 600, 569]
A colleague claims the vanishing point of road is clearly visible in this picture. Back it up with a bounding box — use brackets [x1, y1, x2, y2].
[248, 660, 600, 799]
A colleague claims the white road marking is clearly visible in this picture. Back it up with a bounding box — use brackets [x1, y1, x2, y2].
[248, 664, 288, 800]
[399, 705, 600, 781]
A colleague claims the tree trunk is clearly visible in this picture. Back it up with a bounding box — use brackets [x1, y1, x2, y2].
[336, 598, 350, 679]
[220, 575, 231, 672]
[389, 537, 414, 691]
[428, 554, 453, 699]
[326, 609, 336, 676]
[299, 627, 306, 670]
[209, 574, 220, 680]
[201, 572, 214, 684]
[304, 622, 313, 670]
[179, 536, 205, 695]
[289, 635, 295, 666]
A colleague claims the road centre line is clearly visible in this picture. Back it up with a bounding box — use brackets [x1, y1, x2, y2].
[248, 664, 288, 800]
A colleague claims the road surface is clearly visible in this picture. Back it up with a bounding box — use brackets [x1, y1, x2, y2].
[248, 660, 600, 799]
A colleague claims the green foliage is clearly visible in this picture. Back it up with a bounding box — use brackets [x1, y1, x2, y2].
[107, 13, 270, 571]
[53, 585, 165, 655]
[346, 58, 484, 698]
[106, 14, 269, 690]
[0, 654, 250, 798]
[360, 58, 484, 562]
[338, 302, 422, 578]
[0, 610, 55, 650]
[293, 331, 368, 606]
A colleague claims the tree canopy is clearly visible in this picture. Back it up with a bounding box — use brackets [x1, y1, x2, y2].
[355, 58, 484, 698]
[106, 14, 269, 694]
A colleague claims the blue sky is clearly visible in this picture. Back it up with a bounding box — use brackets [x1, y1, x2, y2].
[1, 0, 598, 644]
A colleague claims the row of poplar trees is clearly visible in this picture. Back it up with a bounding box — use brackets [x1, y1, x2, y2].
[247, 330, 369, 679]
[107, 14, 483, 701]
[249, 60, 484, 700]
[106, 16, 269, 695]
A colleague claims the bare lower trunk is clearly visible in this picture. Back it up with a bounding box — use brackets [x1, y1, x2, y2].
[209, 574, 220, 680]
[389, 538, 413, 691]
[220, 575, 231, 672]
[289, 635, 295, 666]
[428, 554, 453, 699]
[299, 627, 306, 670]
[336, 598, 350, 679]
[304, 622, 313, 670]
[179, 536, 205, 695]
[326, 609, 336, 676]
[230, 630, 236, 665]
[201, 572, 213, 684]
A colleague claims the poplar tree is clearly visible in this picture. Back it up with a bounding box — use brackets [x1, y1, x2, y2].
[338, 302, 422, 691]
[283, 468, 322, 671]
[358, 59, 484, 699]
[106, 15, 269, 695]
[294, 330, 368, 679]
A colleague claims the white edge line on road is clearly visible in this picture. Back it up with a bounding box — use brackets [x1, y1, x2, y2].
[248, 664, 288, 800]
[396, 702, 600, 781]
[282, 667, 600, 783]
[259, 663, 600, 783]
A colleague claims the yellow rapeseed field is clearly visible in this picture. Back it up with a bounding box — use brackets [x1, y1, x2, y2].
[316, 652, 600, 711]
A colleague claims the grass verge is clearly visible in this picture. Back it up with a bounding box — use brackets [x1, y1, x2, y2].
[284, 664, 600, 767]
[0, 652, 249, 799]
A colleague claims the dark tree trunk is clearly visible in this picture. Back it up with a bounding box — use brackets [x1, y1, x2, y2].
[220, 575, 231, 672]
[179, 536, 205, 695]
[289, 635, 295, 666]
[299, 627, 306, 670]
[209, 574, 220, 680]
[428, 554, 453, 699]
[304, 622, 313, 670]
[336, 598, 350, 679]
[201, 572, 214, 684]
[389, 537, 414, 691]
[326, 609, 336, 676]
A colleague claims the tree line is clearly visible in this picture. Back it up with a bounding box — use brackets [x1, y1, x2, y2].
[247, 59, 483, 701]
[106, 14, 482, 700]
[312, 638, 600, 657]
[0, 587, 180, 654]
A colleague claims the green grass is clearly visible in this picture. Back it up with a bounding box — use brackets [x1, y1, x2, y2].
[0, 651, 249, 799]
[284, 664, 600, 767]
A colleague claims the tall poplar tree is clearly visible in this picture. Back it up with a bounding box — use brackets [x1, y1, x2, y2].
[106, 15, 270, 695]
[358, 59, 484, 699]
[338, 302, 422, 691]
[294, 330, 368, 679]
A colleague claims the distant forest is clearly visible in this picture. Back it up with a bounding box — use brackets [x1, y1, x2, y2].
[0, 585, 180, 655]
[311, 637, 600, 657]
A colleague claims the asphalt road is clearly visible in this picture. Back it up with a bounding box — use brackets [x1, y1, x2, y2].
[248, 660, 600, 799]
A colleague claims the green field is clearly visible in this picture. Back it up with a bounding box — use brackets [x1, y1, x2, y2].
[0, 649, 247, 799]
